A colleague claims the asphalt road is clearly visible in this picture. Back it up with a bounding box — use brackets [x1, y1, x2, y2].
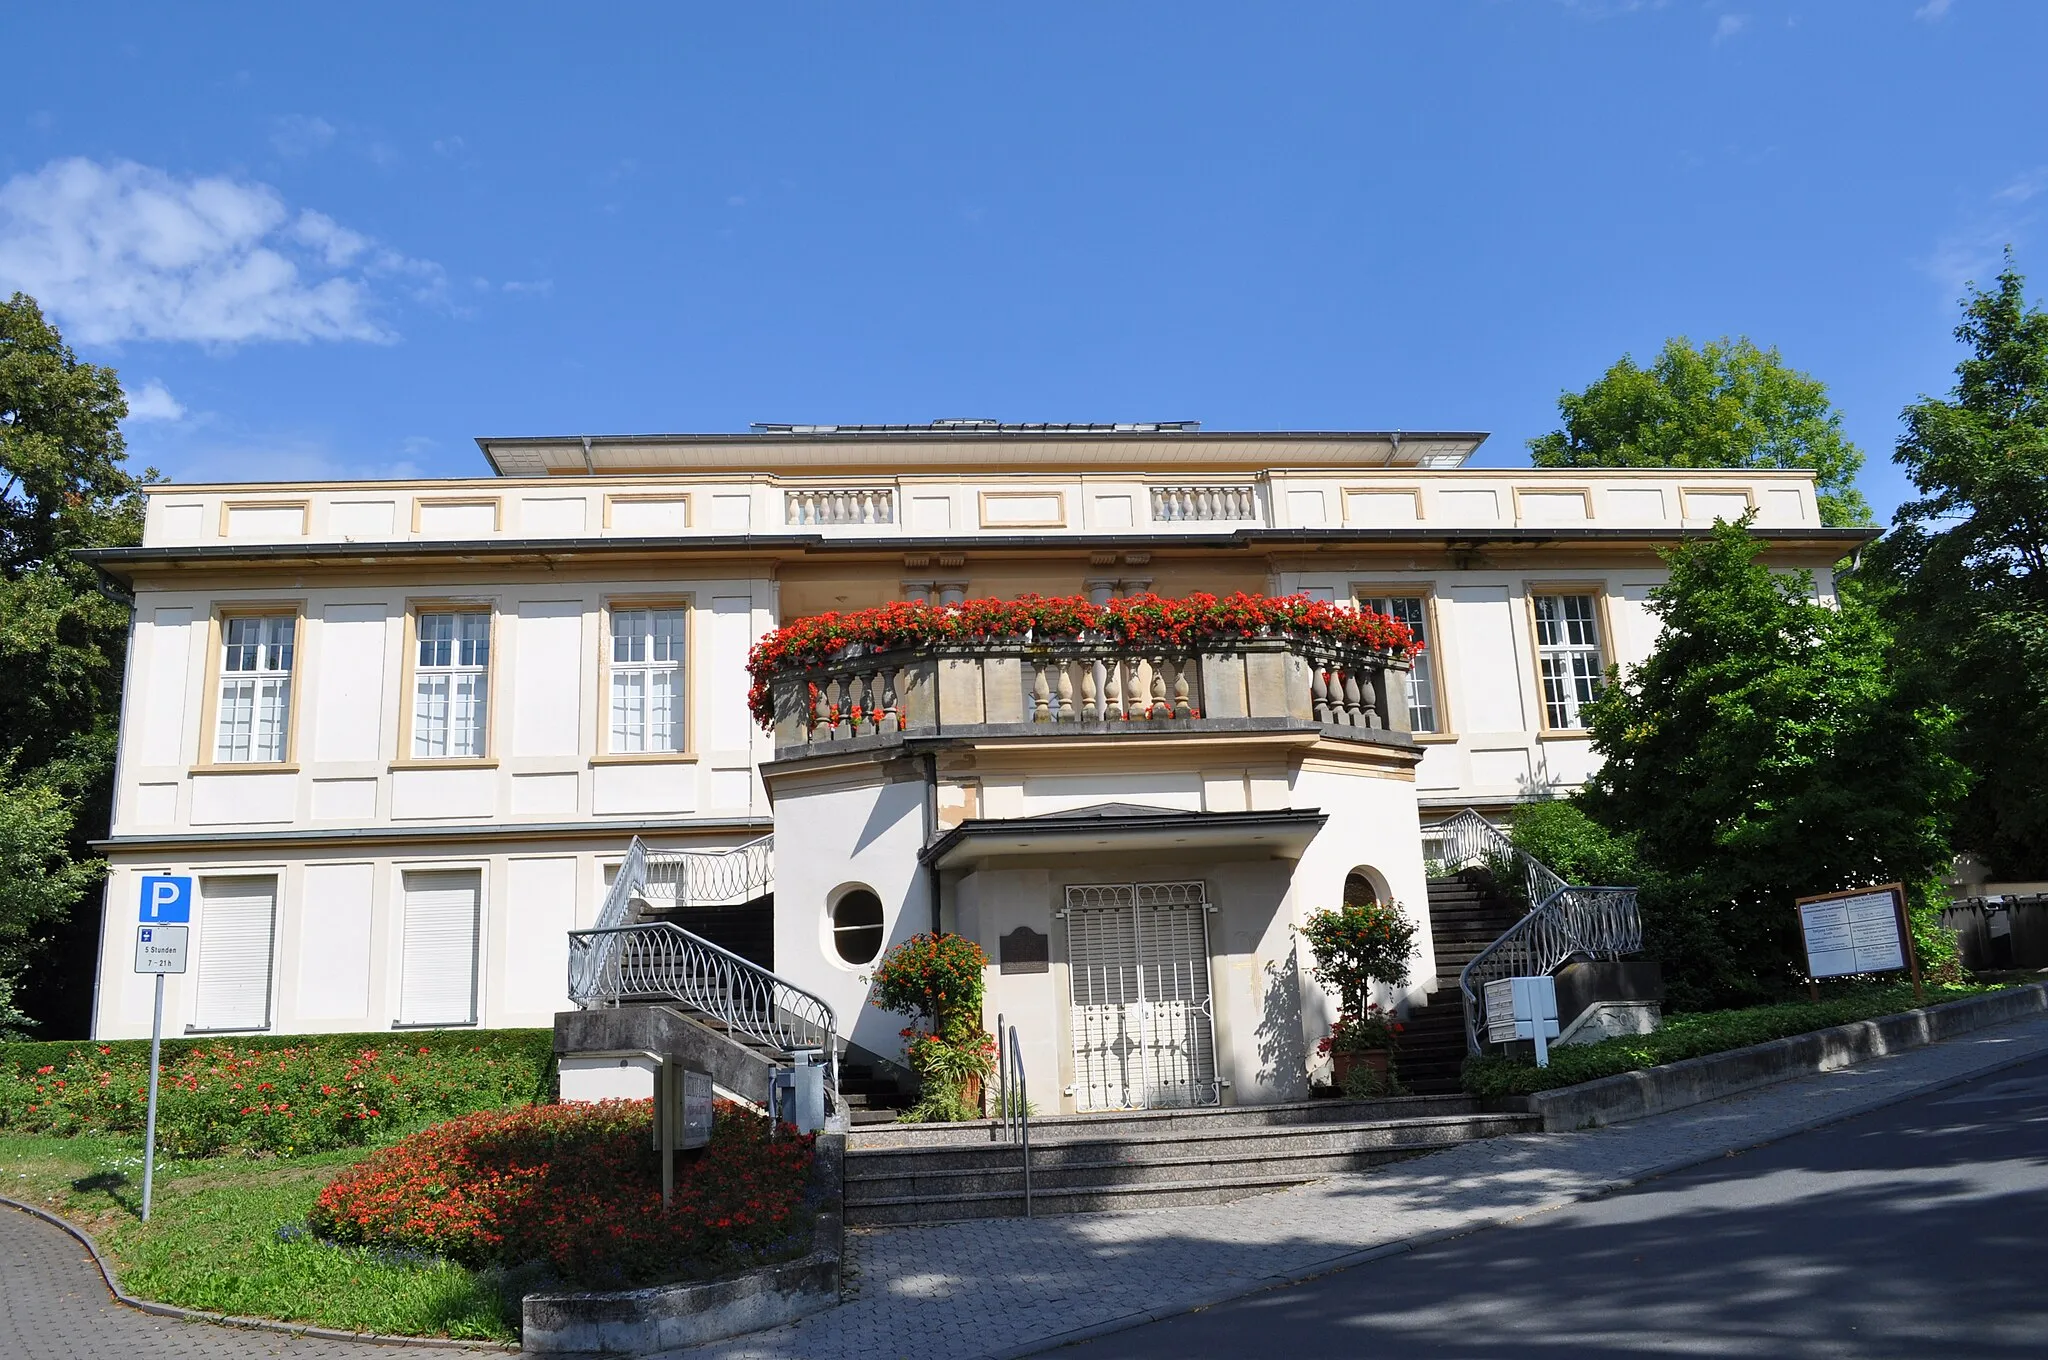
[1059, 1051, 2048, 1358]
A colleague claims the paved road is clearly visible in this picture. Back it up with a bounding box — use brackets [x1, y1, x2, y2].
[0, 1203, 469, 1359]
[1061, 1051, 2048, 1359]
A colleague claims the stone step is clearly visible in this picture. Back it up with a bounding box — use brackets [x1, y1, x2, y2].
[843, 1113, 1539, 1224]
[846, 1093, 1485, 1150]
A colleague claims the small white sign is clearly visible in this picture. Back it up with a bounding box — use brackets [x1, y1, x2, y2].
[1799, 886, 1907, 979]
[135, 924, 189, 975]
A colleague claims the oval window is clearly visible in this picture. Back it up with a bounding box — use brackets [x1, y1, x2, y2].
[832, 889, 885, 965]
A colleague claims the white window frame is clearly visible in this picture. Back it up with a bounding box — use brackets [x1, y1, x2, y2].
[1357, 593, 1441, 734]
[1532, 591, 1606, 731]
[214, 614, 296, 763]
[607, 605, 688, 754]
[412, 610, 492, 758]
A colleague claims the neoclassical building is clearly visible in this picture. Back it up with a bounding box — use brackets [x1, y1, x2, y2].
[82, 422, 1864, 1111]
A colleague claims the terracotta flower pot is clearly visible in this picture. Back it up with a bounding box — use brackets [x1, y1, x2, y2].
[1331, 1048, 1392, 1087]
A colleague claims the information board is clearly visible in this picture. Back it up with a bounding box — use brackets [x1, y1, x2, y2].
[1797, 884, 1909, 979]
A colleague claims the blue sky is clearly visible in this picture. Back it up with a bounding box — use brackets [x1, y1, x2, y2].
[2, 1, 2043, 523]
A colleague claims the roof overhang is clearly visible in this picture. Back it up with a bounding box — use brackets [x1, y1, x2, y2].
[73, 525, 1880, 586]
[920, 804, 1329, 870]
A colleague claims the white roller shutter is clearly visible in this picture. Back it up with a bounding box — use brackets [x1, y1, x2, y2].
[400, 869, 481, 1026]
[193, 876, 277, 1031]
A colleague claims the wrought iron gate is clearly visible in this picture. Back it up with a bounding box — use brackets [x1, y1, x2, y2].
[1064, 882, 1220, 1110]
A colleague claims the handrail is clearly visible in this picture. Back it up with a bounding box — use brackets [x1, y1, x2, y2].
[1429, 809, 1642, 1055]
[993, 1014, 1031, 1219]
[567, 918, 841, 1106]
[575, 834, 775, 1002]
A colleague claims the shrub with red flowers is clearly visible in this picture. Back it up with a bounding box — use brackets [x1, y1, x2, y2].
[868, 933, 995, 1121]
[1299, 898, 1419, 1019]
[745, 591, 1421, 728]
[307, 1099, 816, 1288]
[1316, 1004, 1405, 1056]
[0, 1031, 548, 1157]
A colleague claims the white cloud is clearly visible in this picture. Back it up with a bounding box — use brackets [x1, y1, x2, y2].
[1915, 0, 1954, 21]
[270, 114, 336, 158]
[1714, 13, 1750, 43]
[124, 378, 184, 422]
[0, 157, 442, 345]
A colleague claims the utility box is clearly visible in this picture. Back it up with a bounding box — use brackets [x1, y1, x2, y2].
[1485, 975, 1562, 1066]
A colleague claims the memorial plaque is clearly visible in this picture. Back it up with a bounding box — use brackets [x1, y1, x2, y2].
[999, 927, 1050, 974]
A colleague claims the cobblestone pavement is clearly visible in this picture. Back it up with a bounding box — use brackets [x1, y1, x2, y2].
[678, 1011, 2048, 1360]
[0, 1202, 469, 1360]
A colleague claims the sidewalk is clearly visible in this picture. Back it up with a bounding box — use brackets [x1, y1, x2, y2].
[672, 1010, 2048, 1360]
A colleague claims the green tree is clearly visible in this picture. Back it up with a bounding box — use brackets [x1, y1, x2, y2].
[1873, 258, 2048, 879]
[0, 293, 151, 1032]
[1580, 518, 1962, 1009]
[1530, 336, 1872, 527]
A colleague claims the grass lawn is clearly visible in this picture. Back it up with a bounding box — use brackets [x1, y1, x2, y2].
[0, 1132, 524, 1342]
[1461, 976, 2036, 1098]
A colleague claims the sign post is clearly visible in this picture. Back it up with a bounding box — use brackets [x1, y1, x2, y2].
[134, 876, 192, 1223]
[1795, 883, 1921, 1005]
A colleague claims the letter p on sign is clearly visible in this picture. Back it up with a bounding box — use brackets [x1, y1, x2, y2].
[139, 876, 193, 924]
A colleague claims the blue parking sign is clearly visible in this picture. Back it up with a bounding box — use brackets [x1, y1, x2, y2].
[139, 876, 192, 924]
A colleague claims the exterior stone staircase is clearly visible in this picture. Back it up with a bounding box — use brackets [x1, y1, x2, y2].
[842, 1094, 1539, 1224]
[1393, 871, 1525, 1094]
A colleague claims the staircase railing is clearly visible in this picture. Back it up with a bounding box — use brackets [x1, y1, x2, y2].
[993, 1013, 1031, 1219]
[567, 833, 839, 1106]
[1429, 810, 1642, 1055]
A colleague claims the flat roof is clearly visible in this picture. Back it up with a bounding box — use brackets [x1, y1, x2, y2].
[474, 428, 1489, 476]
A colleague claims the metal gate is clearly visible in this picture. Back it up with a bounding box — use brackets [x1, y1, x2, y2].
[1064, 882, 1220, 1110]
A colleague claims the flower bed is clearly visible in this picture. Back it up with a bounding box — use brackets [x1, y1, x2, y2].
[745, 591, 1421, 726]
[0, 1030, 551, 1157]
[309, 1099, 816, 1290]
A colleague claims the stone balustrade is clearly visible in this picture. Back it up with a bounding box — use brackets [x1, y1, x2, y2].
[784, 487, 897, 525]
[769, 636, 1410, 754]
[1149, 484, 1261, 523]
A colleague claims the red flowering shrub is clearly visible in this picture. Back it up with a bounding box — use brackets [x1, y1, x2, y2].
[745, 591, 1421, 727]
[307, 1100, 815, 1288]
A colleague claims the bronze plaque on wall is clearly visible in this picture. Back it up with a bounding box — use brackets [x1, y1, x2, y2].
[999, 927, 1050, 974]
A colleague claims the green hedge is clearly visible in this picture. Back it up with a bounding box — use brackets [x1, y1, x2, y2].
[0, 1029, 554, 1157]
[1461, 981, 2005, 1098]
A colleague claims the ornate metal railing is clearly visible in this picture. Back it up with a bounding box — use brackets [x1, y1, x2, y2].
[567, 919, 840, 1104]
[569, 833, 837, 1102]
[1429, 809, 1641, 1055]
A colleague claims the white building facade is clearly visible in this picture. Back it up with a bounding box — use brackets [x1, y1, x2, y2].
[83, 424, 1864, 1110]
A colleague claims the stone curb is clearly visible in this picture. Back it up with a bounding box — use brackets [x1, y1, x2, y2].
[1521, 978, 2048, 1131]
[0, 1193, 518, 1350]
[981, 1007, 2048, 1360]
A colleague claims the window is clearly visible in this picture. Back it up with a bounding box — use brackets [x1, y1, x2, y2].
[191, 876, 276, 1031]
[1532, 593, 1604, 730]
[399, 869, 481, 1026]
[1358, 595, 1438, 733]
[414, 611, 491, 757]
[609, 607, 686, 753]
[832, 889, 884, 965]
[215, 615, 295, 762]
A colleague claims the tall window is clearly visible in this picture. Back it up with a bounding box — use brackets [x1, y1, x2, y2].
[1533, 593, 1604, 730]
[1359, 595, 1438, 733]
[414, 611, 491, 757]
[609, 607, 686, 752]
[216, 615, 295, 762]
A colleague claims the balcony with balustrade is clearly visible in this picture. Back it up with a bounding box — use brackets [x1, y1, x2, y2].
[761, 609, 1418, 760]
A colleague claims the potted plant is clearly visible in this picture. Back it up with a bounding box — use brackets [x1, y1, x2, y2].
[1300, 898, 1418, 1092]
[1317, 1004, 1404, 1089]
[867, 932, 996, 1122]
